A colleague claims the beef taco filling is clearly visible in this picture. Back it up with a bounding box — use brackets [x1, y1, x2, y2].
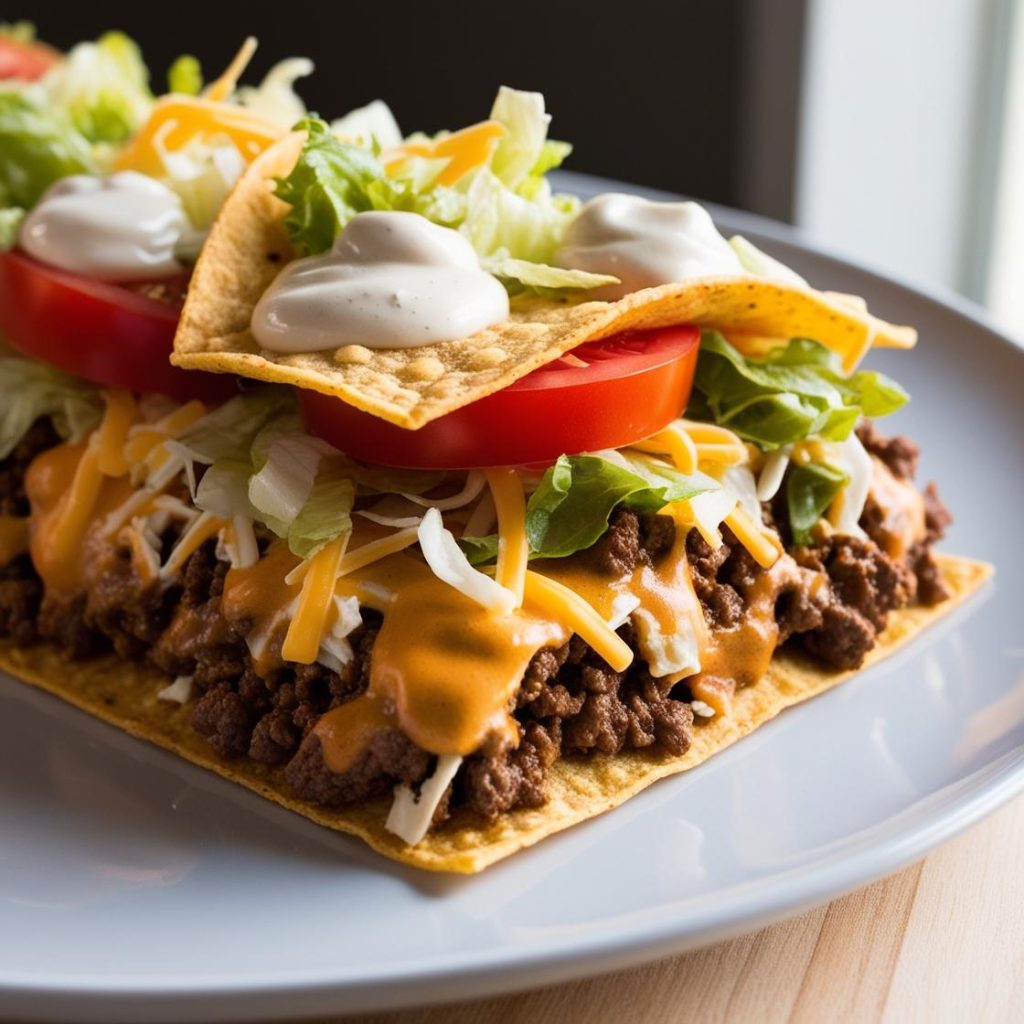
[0, 385, 951, 844]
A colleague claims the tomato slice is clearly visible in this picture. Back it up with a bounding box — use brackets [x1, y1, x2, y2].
[0, 37, 60, 81]
[0, 250, 234, 401]
[300, 325, 700, 469]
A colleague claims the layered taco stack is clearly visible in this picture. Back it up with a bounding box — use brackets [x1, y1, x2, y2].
[0, 32, 990, 872]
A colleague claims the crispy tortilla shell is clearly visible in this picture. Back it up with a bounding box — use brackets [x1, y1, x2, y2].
[0, 555, 990, 873]
[171, 134, 917, 430]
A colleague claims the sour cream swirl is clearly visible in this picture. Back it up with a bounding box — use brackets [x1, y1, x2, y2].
[555, 193, 744, 300]
[19, 172, 189, 281]
[251, 212, 510, 353]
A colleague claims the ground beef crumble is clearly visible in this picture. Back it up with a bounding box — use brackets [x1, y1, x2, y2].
[0, 420, 953, 832]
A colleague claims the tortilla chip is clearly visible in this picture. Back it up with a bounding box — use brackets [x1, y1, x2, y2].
[171, 135, 917, 430]
[0, 554, 990, 873]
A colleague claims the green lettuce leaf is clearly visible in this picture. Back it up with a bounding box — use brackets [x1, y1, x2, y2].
[0, 93, 96, 211]
[273, 117, 382, 255]
[693, 332, 908, 450]
[458, 534, 500, 566]
[273, 92, 590, 292]
[44, 31, 153, 144]
[482, 254, 618, 293]
[287, 458, 355, 558]
[167, 54, 202, 96]
[459, 454, 713, 564]
[0, 357, 102, 458]
[786, 462, 849, 545]
[184, 390, 354, 558]
[0, 207, 25, 249]
[527, 454, 713, 559]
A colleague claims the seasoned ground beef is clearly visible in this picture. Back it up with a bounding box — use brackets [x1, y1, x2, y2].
[856, 421, 918, 481]
[793, 535, 910, 669]
[0, 420, 954, 832]
[0, 554, 43, 645]
[285, 512, 698, 819]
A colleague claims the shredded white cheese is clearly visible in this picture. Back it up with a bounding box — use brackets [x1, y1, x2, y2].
[385, 754, 463, 846]
[157, 675, 193, 704]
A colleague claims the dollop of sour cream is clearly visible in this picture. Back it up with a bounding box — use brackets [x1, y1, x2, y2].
[555, 193, 744, 300]
[19, 172, 189, 281]
[252, 212, 510, 353]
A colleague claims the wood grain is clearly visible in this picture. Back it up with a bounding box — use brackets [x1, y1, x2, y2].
[311, 795, 1024, 1024]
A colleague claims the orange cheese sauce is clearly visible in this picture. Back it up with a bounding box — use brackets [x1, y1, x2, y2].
[316, 552, 567, 769]
[25, 440, 135, 595]
[536, 526, 707, 675]
[868, 457, 926, 560]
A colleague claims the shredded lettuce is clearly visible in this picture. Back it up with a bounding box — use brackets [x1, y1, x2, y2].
[527, 454, 713, 558]
[182, 391, 354, 558]
[273, 88, 600, 293]
[462, 453, 714, 563]
[693, 332, 908, 450]
[41, 31, 153, 145]
[0, 357, 102, 458]
[235, 58, 313, 128]
[331, 99, 403, 150]
[167, 54, 202, 96]
[728, 235, 807, 287]
[489, 86, 551, 189]
[0, 207, 25, 249]
[177, 390, 294, 469]
[0, 93, 96, 213]
[288, 459, 355, 558]
[786, 462, 849, 546]
[273, 117, 382, 255]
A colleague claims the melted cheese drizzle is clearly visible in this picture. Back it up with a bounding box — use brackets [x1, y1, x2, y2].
[867, 457, 926, 560]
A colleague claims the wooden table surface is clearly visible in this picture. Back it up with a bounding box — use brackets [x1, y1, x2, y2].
[318, 794, 1024, 1024]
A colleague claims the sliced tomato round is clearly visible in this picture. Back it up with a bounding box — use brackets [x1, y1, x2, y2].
[300, 325, 701, 469]
[0, 250, 234, 401]
[0, 37, 60, 81]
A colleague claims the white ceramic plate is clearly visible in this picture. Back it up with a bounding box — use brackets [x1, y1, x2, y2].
[2, 174, 1022, 1023]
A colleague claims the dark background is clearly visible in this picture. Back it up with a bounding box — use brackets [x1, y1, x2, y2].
[20, 0, 806, 219]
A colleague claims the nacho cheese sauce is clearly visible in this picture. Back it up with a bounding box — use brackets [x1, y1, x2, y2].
[251, 211, 510, 353]
[19, 172, 189, 281]
[555, 193, 744, 300]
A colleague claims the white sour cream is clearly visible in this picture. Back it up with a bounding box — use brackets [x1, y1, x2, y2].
[252, 211, 510, 352]
[19, 172, 189, 281]
[555, 193, 744, 300]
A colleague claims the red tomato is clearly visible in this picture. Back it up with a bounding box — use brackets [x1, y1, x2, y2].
[0, 250, 234, 401]
[0, 37, 60, 81]
[300, 325, 701, 469]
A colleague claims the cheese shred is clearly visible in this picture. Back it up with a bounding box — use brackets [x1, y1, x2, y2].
[523, 571, 633, 672]
[484, 467, 528, 607]
[282, 533, 350, 665]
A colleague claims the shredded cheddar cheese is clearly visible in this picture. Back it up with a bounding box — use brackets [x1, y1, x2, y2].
[160, 511, 228, 580]
[115, 96, 284, 177]
[282, 533, 350, 664]
[96, 391, 138, 477]
[484, 468, 528, 607]
[631, 425, 698, 474]
[124, 399, 206, 469]
[204, 37, 258, 103]
[382, 120, 507, 186]
[722, 507, 781, 569]
[523, 571, 633, 672]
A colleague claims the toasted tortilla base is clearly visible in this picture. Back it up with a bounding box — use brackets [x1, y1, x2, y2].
[171, 133, 916, 430]
[0, 554, 990, 873]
